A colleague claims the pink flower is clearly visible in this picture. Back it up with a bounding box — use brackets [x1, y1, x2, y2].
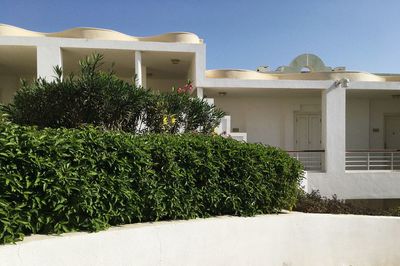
[184, 83, 193, 92]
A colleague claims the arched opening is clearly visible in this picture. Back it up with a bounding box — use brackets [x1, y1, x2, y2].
[301, 66, 311, 73]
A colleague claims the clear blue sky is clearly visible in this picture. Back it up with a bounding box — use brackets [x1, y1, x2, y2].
[1, 0, 400, 73]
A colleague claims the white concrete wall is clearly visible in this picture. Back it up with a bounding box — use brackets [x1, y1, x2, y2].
[213, 95, 321, 150]
[0, 74, 35, 104]
[84, 76, 186, 92]
[0, 75, 18, 104]
[322, 85, 346, 175]
[346, 97, 400, 150]
[346, 97, 370, 149]
[1, 213, 399, 266]
[37, 46, 62, 81]
[147, 78, 187, 92]
[369, 99, 400, 149]
[308, 171, 400, 199]
[187, 55, 196, 85]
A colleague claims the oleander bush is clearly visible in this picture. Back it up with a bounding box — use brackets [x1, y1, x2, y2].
[0, 113, 303, 244]
[5, 54, 224, 134]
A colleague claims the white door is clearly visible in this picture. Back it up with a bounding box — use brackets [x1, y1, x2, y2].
[295, 115, 309, 150]
[308, 115, 322, 150]
[385, 116, 400, 149]
[295, 114, 321, 150]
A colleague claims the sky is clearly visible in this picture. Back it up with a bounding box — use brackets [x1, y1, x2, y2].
[1, 0, 400, 73]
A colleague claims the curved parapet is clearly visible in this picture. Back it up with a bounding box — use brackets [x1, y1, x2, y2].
[206, 69, 385, 82]
[206, 69, 278, 80]
[375, 74, 400, 82]
[208, 54, 394, 82]
[275, 71, 385, 82]
[0, 24, 43, 37]
[0, 24, 202, 43]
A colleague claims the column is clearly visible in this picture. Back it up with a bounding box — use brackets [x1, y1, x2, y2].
[196, 87, 204, 98]
[322, 83, 346, 174]
[135, 51, 142, 87]
[142, 65, 147, 88]
[36, 46, 62, 81]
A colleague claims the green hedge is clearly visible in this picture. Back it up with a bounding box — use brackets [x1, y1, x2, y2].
[0, 115, 303, 244]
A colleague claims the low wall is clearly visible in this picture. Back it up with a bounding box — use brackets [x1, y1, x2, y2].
[1, 213, 399, 266]
[308, 171, 400, 199]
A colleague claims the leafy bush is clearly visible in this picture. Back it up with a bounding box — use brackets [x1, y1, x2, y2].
[5, 54, 224, 134]
[0, 115, 303, 244]
[294, 190, 400, 216]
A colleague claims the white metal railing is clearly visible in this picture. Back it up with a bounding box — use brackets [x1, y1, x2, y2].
[287, 150, 324, 172]
[346, 150, 400, 171]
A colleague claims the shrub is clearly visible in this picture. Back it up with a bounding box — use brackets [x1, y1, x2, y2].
[0, 116, 303, 244]
[294, 190, 400, 216]
[6, 54, 224, 134]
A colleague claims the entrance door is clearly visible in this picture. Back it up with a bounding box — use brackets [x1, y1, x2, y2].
[295, 114, 321, 150]
[385, 116, 400, 149]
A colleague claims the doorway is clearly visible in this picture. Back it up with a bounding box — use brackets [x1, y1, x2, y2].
[385, 115, 400, 149]
[295, 113, 322, 150]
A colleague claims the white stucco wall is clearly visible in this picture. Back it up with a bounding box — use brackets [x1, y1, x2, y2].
[308, 171, 400, 199]
[346, 97, 370, 149]
[213, 93, 399, 152]
[213, 95, 321, 150]
[1, 213, 399, 266]
[37, 46, 62, 81]
[68, 75, 186, 91]
[0, 74, 35, 104]
[346, 97, 400, 150]
[0, 75, 18, 103]
[147, 78, 187, 91]
[369, 99, 400, 149]
[322, 85, 346, 174]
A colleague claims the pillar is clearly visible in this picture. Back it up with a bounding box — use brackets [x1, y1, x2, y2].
[197, 87, 204, 98]
[322, 83, 346, 174]
[135, 51, 142, 87]
[36, 46, 62, 81]
[142, 65, 147, 88]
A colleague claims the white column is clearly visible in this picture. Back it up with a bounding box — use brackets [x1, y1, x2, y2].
[135, 51, 142, 87]
[37, 46, 62, 81]
[322, 83, 346, 174]
[197, 87, 204, 98]
[142, 65, 147, 88]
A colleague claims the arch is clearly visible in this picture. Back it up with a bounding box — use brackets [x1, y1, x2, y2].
[276, 54, 332, 73]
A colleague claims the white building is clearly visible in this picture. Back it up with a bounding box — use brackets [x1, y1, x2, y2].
[0, 24, 399, 206]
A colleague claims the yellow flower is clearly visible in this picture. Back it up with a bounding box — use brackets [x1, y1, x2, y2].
[163, 116, 168, 125]
[171, 116, 176, 124]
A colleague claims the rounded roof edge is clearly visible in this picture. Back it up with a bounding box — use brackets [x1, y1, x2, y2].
[206, 69, 394, 82]
[275, 71, 385, 82]
[206, 69, 278, 80]
[0, 24, 202, 44]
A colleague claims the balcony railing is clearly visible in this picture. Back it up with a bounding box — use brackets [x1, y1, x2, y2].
[346, 150, 400, 171]
[287, 150, 324, 172]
